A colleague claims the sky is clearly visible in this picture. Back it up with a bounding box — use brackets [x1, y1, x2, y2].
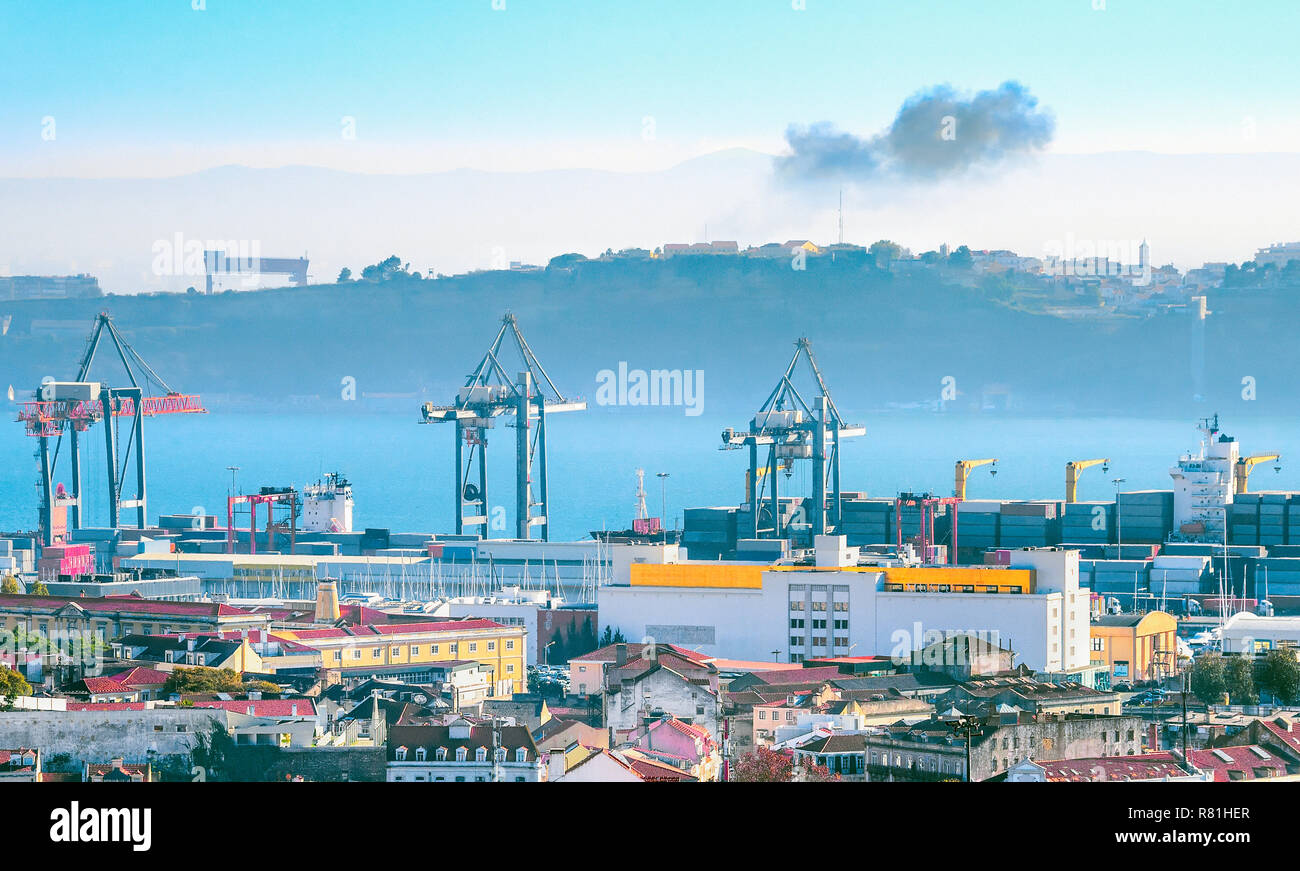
[2, 0, 1299, 177]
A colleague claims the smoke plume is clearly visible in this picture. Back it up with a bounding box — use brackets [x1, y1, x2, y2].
[777, 81, 1054, 181]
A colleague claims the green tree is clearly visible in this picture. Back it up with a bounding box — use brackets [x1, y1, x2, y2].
[30, 580, 49, 596]
[360, 255, 407, 282]
[1256, 648, 1300, 704]
[868, 239, 903, 268]
[599, 625, 627, 647]
[0, 665, 32, 709]
[337, 267, 352, 282]
[1, 575, 19, 594]
[947, 245, 973, 269]
[164, 666, 245, 695]
[1225, 655, 1257, 705]
[1190, 654, 1228, 704]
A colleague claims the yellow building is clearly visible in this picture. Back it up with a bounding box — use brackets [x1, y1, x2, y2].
[1090, 612, 1178, 684]
[276, 618, 527, 696]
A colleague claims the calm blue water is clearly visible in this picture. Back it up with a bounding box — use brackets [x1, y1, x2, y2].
[2, 407, 1297, 540]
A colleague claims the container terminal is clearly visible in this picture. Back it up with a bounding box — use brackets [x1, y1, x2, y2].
[5, 313, 1298, 664]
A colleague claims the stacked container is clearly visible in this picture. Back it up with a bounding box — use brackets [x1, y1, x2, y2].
[1116, 490, 1174, 543]
[1061, 501, 1113, 544]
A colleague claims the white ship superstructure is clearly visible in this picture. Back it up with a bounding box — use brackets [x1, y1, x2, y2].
[1169, 415, 1238, 541]
[301, 471, 354, 532]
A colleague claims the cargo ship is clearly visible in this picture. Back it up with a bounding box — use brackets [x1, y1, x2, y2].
[590, 469, 681, 544]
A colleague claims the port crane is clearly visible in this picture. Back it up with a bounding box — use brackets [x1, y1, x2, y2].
[15, 313, 205, 545]
[1235, 453, 1281, 494]
[954, 458, 998, 501]
[1065, 458, 1110, 503]
[721, 338, 864, 539]
[421, 314, 584, 541]
[895, 492, 960, 565]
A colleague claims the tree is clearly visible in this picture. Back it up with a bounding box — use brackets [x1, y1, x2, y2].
[868, 239, 903, 268]
[731, 747, 794, 782]
[730, 747, 839, 782]
[1225, 655, 1257, 705]
[359, 255, 408, 282]
[337, 267, 352, 282]
[1190, 654, 1228, 704]
[1, 575, 19, 594]
[0, 665, 32, 709]
[164, 667, 245, 695]
[599, 625, 627, 647]
[947, 245, 973, 269]
[1256, 649, 1300, 704]
[30, 580, 49, 596]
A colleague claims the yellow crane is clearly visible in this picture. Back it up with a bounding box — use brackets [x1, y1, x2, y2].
[954, 458, 997, 501]
[1235, 453, 1281, 494]
[1065, 458, 1110, 503]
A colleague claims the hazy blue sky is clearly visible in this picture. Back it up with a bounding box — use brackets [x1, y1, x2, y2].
[3, 0, 1298, 176]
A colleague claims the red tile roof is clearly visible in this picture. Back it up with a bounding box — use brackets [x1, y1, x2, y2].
[190, 699, 317, 718]
[1185, 746, 1288, 781]
[64, 702, 148, 711]
[286, 618, 505, 640]
[0, 593, 255, 619]
[1039, 754, 1189, 782]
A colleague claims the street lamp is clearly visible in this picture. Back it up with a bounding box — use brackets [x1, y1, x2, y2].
[544, 640, 556, 668]
[1111, 476, 1125, 552]
[656, 473, 670, 542]
[227, 465, 241, 497]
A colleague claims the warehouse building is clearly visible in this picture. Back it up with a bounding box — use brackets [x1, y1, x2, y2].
[597, 539, 1091, 675]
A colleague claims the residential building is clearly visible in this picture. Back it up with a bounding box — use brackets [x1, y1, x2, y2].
[789, 733, 867, 780]
[0, 748, 41, 782]
[620, 715, 721, 781]
[934, 673, 1123, 718]
[0, 593, 268, 643]
[1090, 611, 1179, 683]
[864, 712, 1144, 782]
[547, 746, 696, 782]
[568, 641, 714, 697]
[1009, 746, 1288, 782]
[84, 757, 153, 782]
[386, 720, 545, 782]
[604, 657, 722, 740]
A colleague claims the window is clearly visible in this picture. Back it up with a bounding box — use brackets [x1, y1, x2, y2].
[758, 710, 766, 720]
[790, 601, 805, 611]
[436, 747, 447, 761]
[506, 640, 514, 650]
[487, 641, 495, 651]
[790, 637, 801, 647]
[372, 647, 382, 657]
[410, 645, 420, 656]
[391, 646, 401, 656]
[468, 642, 478, 653]
[495, 747, 507, 762]
[352, 649, 362, 659]
[506, 664, 515, 673]
[475, 747, 487, 762]
[578, 665, 587, 672]
[455, 747, 467, 762]
[450, 643, 458, 655]
[396, 748, 408, 761]
[334, 650, 342, 662]
[415, 747, 426, 761]
[1091, 637, 1104, 651]
[833, 601, 848, 611]
[790, 619, 805, 629]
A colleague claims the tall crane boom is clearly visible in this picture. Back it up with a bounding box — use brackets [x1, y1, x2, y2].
[1235, 453, 1281, 494]
[420, 314, 584, 541]
[954, 458, 997, 501]
[722, 338, 864, 540]
[1065, 458, 1110, 503]
[14, 312, 205, 544]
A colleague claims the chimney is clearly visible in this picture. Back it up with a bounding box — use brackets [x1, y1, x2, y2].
[315, 580, 340, 623]
[548, 747, 566, 782]
[615, 643, 628, 667]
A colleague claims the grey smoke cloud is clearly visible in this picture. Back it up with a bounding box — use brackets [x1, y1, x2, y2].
[777, 81, 1054, 181]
